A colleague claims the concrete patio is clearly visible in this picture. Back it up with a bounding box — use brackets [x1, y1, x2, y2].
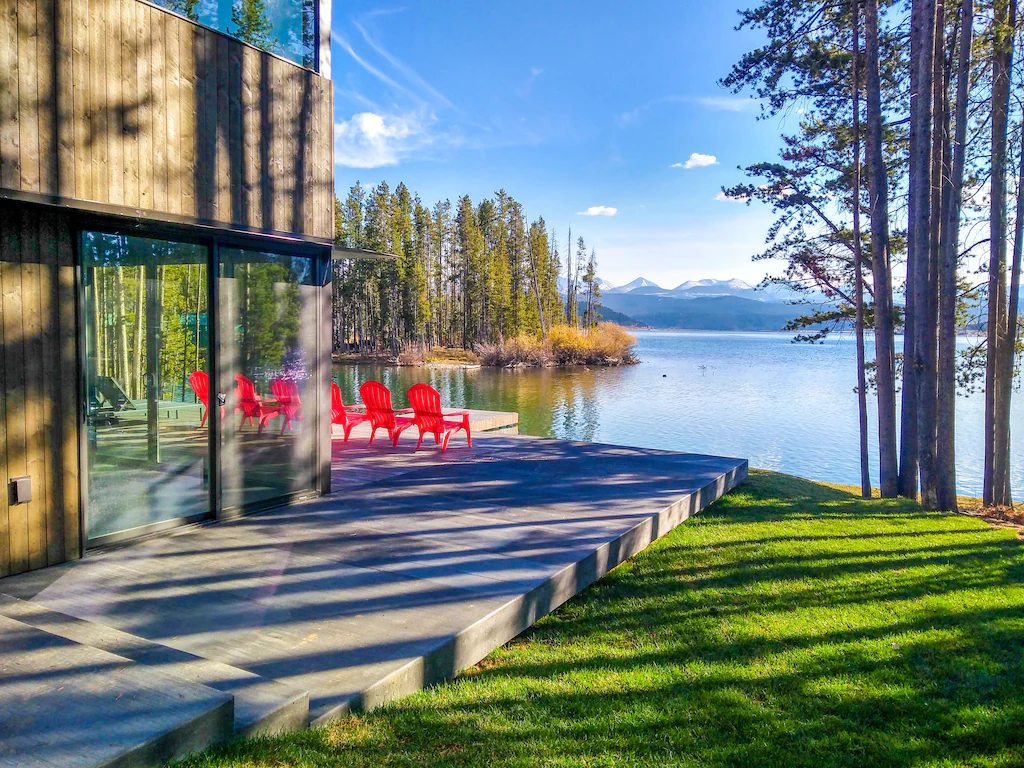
[0, 431, 746, 768]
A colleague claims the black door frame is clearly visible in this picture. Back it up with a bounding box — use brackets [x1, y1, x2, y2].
[75, 214, 331, 549]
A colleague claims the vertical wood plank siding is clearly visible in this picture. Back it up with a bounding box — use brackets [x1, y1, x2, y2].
[0, 0, 333, 241]
[0, 0, 331, 579]
[0, 200, 81, 578]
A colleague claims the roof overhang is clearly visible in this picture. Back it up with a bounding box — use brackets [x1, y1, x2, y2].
[331, 246, 399, 261]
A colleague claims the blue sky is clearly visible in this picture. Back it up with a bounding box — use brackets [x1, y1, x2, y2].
[329, 1, 787, 288]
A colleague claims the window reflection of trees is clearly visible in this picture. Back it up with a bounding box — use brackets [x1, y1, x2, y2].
[83, 233, 208, 406]
[154, 0, 317, 69]
[226, 252, 309, 388]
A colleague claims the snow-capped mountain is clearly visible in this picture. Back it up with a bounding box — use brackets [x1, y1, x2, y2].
[673, 278, 754, 293]
[602, 277, 822, 303]
[669, 279, 762, 300]
[605, 277, 662, 294]
[558, 277, 619, 295]
[595, 277, 833, 330]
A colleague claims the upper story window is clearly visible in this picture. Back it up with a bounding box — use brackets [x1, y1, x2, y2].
[157, 0, 317, 70]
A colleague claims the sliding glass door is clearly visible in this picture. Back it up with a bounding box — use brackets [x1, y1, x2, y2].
[81, 229, 325, 544]
[81, 232, 212, 543]
[218, 247, 321, 511]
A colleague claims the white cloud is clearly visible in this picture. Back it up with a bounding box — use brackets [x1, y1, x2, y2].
[696, 96, 758, 112]
[677, 153, 719, 170]
[578, 206, 618, 217]
[620, 95, 759, 126]
[335, 111, 456, 168]
[516, 66, 544, 99]
[715, 191, 749, 203]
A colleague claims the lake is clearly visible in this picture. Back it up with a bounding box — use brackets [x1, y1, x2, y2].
[332, 330, 1024, 498]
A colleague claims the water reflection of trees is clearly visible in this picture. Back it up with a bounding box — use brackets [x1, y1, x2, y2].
[329, 364, 609, 441]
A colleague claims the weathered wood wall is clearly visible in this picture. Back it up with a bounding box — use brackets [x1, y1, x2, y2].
[0, 0, 334, 241]
[0, 200, 81, 578]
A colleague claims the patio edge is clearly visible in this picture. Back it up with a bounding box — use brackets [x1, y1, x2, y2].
[310, 458, 748, 725]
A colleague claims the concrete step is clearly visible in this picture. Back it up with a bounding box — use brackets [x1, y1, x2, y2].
[0, 595, 309, 738]
[0, 613, 233, 768]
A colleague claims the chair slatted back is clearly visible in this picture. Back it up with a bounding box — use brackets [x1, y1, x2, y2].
[331, 382, 347, 424]
[359, 380, 397, 430]
[407, 383, 445, 434]
[234, 374, 260, 415]
[189, 371, 209, 406]
[270, 379, 301, 411]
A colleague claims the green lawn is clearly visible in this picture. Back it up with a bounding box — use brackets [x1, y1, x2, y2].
[177, 470, 1024, 767]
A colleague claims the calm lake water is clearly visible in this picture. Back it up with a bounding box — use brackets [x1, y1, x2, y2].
[332, 330, 1024, 498]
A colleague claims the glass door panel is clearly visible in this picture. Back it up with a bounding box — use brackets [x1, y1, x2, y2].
[81, 232, 212, 542]
[218, 247, 319, 510]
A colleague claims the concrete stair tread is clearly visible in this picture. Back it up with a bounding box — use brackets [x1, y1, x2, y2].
[0, 613, 233, 768]
[0, 595, 309, 738]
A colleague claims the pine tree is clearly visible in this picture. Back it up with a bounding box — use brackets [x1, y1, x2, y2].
[231, 0, 276, 51]
[582, 248, 598, 328]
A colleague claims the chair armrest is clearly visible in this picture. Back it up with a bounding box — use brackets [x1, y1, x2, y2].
[395, 407, 415, 413]
[443, 410, 471, 417]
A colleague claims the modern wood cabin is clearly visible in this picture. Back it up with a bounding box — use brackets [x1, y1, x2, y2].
[0, 0, 335, 577]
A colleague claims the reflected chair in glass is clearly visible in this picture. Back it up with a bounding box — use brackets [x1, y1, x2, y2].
[406, 383, 472, 452]
[233, 374, 282, 433]
[358, 380, 415, 447]
[189, 371, 224, 428]
[270, 378, 305, 433]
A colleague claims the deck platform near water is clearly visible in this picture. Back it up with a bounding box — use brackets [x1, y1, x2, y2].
[0, 418, 746, 768]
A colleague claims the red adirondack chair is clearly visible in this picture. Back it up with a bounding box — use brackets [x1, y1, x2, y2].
[359, 380, 415, 447]
[234, 374, 281, 432]
[189, 370, 215, 428]
[270, 378, 304, 433]
[406, 383, 472, 451]
[331, 381, 371, 442]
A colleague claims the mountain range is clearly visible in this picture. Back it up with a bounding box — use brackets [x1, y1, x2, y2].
[592, 277, 829, 331]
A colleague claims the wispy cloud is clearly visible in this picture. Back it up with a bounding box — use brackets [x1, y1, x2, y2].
[578, 206, 618, 217]
[674, 153, 719, 170]
[516, 66, 544, 99]
[715, 190, 749, 203]
[619, 96, 685, 125]
[696, 96, 758, 113]
[332, 32, 422, 105]
[332, 12, 460, 169]
[333, 13, 547, 167]
[620, 95, 759, 125]
[351, 19, 453, 109]
[335, 110, 461, 168]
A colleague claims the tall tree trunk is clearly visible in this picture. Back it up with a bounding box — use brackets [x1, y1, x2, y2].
[94, 269, 105, 377]
[902, 0, 937, 501]
[193, 265, 202, 376]
[864, 0, 900, 497]
[1002, 117, 1024, 502]
[132, 266, 144, 399]
[852, 0, 872, 498]
[984, 0, 1016, 507]
[936, 0, 973, 511]
[530, 245, 547, 335]
[565, 226, 572, 324]
[114, 265, 130, 395]
[918, 0, 945, 509]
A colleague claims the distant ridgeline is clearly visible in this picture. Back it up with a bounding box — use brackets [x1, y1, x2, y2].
[593, 278, 830, 332]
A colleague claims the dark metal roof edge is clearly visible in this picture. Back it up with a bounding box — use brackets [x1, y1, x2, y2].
[332, 246, 400, 260]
